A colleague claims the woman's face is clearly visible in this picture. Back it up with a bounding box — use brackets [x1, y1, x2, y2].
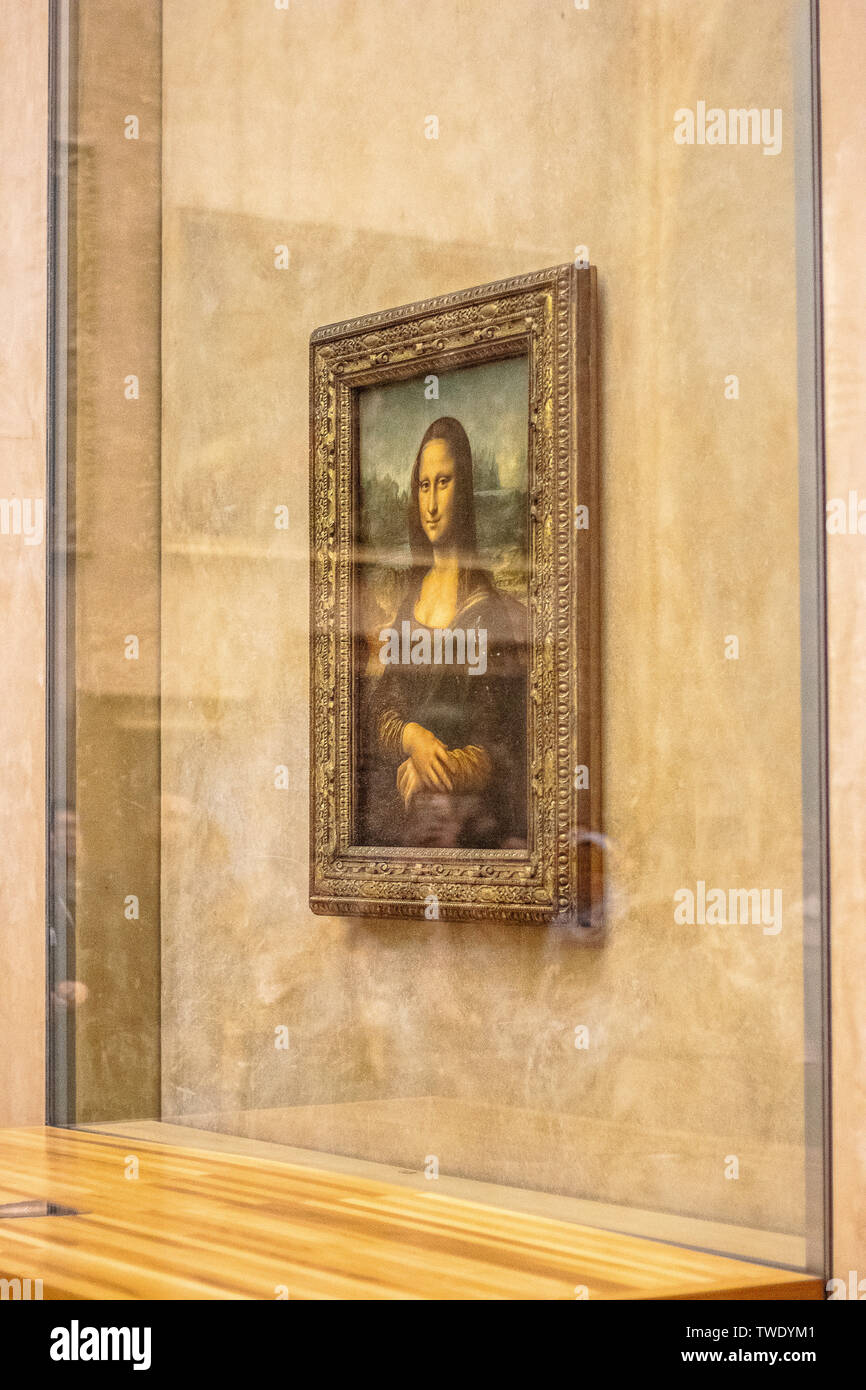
[418, 439, 456, 547]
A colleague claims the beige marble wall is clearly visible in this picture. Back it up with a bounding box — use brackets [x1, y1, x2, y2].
[160, 0, 812, 1236]
[0, 2, 48, 1127]
[822, 0, 866, 1284]
[70, 0, 162, 1121]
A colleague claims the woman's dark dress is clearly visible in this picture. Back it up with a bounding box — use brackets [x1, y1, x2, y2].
[359, 578, 527, 850]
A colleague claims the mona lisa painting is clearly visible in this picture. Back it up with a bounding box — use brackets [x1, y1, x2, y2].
[310, 264, 600, 925]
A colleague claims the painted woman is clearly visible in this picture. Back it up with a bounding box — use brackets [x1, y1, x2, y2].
[363, 416, 527, 849]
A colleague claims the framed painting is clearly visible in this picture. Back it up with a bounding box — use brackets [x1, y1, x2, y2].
[309, 263, 600, 924]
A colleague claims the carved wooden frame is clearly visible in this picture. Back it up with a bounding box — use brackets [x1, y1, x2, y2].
[309, 264, 600, 924]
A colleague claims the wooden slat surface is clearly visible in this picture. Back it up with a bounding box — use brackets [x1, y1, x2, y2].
[0, 1128, 822, 1301]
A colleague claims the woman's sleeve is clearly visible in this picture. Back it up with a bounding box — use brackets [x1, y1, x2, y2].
[456, 601, 523, 786]
[369, 655, 411, 763]
[378, 704, 407, 758]
[446, 743, 493, 793]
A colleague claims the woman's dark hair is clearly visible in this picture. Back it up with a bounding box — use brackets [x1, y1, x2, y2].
[407, 417, 489, 605]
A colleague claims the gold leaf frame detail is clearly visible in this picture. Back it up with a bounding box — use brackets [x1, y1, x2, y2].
[309, 264, 600, 925]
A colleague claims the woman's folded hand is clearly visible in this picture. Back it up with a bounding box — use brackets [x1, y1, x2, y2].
[396, 757, 422, 807]
[401, 722, 454, 792]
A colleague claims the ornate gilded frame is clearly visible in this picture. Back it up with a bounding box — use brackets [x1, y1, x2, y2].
[309, 264, 599, 924]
